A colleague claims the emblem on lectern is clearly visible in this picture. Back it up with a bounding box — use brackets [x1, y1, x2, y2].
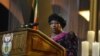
[2, 33, 13, 56]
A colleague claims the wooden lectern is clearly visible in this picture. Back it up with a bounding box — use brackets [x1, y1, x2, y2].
[0, 29, 66, 56]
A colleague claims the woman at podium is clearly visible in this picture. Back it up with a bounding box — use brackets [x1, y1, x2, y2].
[48, 14, 78, 56]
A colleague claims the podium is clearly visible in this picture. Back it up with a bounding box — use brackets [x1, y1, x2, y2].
[0, 29, 66, 56]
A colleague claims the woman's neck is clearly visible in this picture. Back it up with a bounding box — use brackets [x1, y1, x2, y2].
[51, 30, 63, 38]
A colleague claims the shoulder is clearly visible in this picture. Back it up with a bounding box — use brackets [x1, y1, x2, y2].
[65, 31, 78, 41]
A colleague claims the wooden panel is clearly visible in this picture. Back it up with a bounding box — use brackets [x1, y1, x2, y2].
[27, 30, 66, 56]
[28, 33, 57, 56]
[10, 31, 27, 56]
[0, 29, 66, 56]
[0, 30, 27, 56]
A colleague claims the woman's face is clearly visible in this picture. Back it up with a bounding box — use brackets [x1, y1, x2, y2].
[50, 20, 62, 33]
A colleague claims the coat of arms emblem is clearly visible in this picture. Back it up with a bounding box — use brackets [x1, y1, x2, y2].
[2, 33, 13, 56]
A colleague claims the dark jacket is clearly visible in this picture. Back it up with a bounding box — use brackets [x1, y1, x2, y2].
[55, 32, 79, 56]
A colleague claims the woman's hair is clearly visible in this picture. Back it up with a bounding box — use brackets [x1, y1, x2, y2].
[48, 13, 66, 28]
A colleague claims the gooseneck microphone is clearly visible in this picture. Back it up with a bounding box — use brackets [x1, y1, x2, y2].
[20, 23, 39, 28]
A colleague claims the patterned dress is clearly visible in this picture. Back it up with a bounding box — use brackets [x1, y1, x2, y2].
[52, 32, 78, 56]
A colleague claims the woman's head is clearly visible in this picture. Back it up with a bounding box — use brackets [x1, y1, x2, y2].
[48, 14, 66, 33]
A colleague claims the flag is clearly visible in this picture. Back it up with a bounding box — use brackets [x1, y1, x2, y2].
[30, 0, 38, 30]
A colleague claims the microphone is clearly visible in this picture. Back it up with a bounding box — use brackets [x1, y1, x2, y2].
[20, 23, 39, 28]
[29, 23, 39, 26]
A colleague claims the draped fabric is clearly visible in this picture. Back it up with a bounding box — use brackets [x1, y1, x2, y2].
[52, 32, 78, 56]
